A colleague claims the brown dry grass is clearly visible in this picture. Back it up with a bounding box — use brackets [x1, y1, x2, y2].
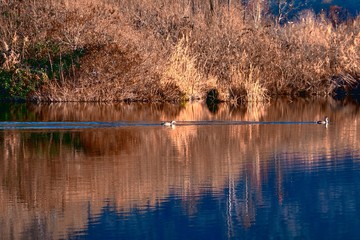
[0, 0, 359, 102]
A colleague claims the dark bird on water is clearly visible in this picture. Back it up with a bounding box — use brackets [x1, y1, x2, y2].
[317, 116, 329, 124]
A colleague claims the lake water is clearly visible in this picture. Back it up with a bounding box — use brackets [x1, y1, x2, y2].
[1, 98, 360, 240]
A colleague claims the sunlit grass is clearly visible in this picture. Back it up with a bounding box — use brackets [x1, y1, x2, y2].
[0, 0, 359, 101]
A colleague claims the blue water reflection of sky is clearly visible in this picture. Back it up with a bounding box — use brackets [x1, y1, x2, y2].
[71, 154, 360, 240]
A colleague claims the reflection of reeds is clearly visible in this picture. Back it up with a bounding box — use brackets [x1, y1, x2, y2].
[0, 99, 360, 237]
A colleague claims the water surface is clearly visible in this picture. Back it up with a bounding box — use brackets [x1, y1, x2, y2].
[1, 98, 360, 239]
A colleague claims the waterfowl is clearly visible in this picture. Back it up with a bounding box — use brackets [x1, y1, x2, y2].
[161, 120, 176, 126]
[317, 116, 329, 124]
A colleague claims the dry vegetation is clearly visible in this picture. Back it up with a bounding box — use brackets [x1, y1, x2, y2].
[0, 0, 359, 102]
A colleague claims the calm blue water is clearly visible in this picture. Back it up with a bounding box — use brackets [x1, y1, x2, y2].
[1, 100, 360, 239]
[69, 155, 360, 240]
[66, 153, 360, 239]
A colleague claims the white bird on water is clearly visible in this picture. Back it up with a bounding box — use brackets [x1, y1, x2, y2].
[161, 120, 176, 126]
[317, 116, 329, 125]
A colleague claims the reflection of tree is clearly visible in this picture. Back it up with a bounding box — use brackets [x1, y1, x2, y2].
[237, 174, 256, 229]
[0, 98, 359, 238]
[275, 154, 284, 205]
[226, 172, 256, 233]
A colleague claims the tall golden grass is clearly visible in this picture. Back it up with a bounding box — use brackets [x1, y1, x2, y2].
[0, 0, 359, 102]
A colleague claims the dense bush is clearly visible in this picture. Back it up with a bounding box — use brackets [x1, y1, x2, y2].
[0, 0, 359, 102]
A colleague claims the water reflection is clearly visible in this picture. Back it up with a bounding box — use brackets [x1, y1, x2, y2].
[1, 98, 360, 239]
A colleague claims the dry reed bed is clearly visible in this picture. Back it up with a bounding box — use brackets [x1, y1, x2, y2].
[0, 0, 359, 102]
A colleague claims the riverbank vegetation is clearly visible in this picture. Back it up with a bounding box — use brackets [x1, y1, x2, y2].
[0, 0, 359, 102]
